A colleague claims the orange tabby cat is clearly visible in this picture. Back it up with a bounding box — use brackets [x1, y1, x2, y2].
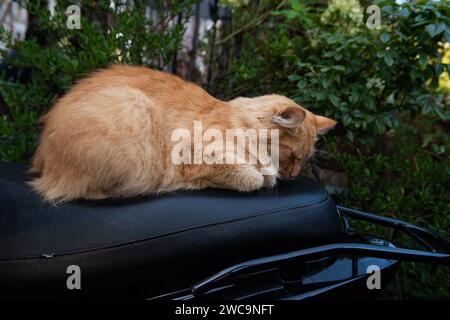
[30, 65, 336, 202]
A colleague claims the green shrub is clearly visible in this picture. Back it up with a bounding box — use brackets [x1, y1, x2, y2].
[0, 0, 194, 162]
[213, 0, 449, 298]
[216, 0, 449, 140]
[290, 0, 448, 141]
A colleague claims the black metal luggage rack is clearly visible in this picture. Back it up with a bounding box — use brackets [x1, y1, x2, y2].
[150, 206, 450, 300]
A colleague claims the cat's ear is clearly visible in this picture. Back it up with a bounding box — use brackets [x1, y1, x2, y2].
[314, 115, 337, 135]
[272, 106, 306, 128]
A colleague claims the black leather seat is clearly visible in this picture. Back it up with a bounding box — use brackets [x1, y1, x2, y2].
[0, 162, 342, 298]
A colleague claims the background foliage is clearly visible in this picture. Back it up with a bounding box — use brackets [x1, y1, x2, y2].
[0, 0, 194, 161]
[213, 0, 449, 299]
[0, 0, 449, 299]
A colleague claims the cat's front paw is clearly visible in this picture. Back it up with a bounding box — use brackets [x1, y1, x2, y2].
[261, 165, 279, 188]
[235, 166, 264, 192]
[263, 174, 277, 188]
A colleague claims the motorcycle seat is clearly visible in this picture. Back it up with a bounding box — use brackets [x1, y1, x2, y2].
[0, 162, 342, 298]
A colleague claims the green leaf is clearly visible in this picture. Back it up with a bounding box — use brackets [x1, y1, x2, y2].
[381, 33, 391, 43]
[425, 24, 436, 37]
[349, 94, 359, 104]
[374, 119, 386, 134]
[315, 91, 327, 101]
[291, 0, 301, 11]
[383, 115, 394, 128]
[288, 74, 301, 81]
[384, 51, 394, 66]
[418, 54, 429, 70]
[399, 8, 410, 17]
[382, 6, 394, 15]
[342, 114, 352, 127]
[445, 29, 450, 43]
[326, 36, 338, 45]
[434, 106, 447, 121]
[274, 9, 299, 20]
[297, 80, 307, 89]
[365, 98, 376, 111]
[434, 22, 447, 36]
[434, 63, 443, 76]
[333, 65, 345, 72]
[346, 130, 354, 142]
[322, 78, 330, 89]
[352, 109, 363, 118]
[386, 93, 395, 105]
[329, 95, 340, 107]
[424, 23, 445, 38]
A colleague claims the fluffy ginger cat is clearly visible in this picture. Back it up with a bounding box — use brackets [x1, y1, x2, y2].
[30, 65, 336, 203]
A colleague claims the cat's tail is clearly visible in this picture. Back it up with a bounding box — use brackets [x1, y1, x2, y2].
[28, 176, 70, 205]
[28, 169, 107, 204]
[28, 146, 67, 204]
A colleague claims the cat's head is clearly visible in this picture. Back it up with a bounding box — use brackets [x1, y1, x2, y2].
[269, 95, 336, 179]
[232, 94, 337, 179]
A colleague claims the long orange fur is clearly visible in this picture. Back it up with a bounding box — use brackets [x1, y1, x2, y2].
[30, 65, 336, 203]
